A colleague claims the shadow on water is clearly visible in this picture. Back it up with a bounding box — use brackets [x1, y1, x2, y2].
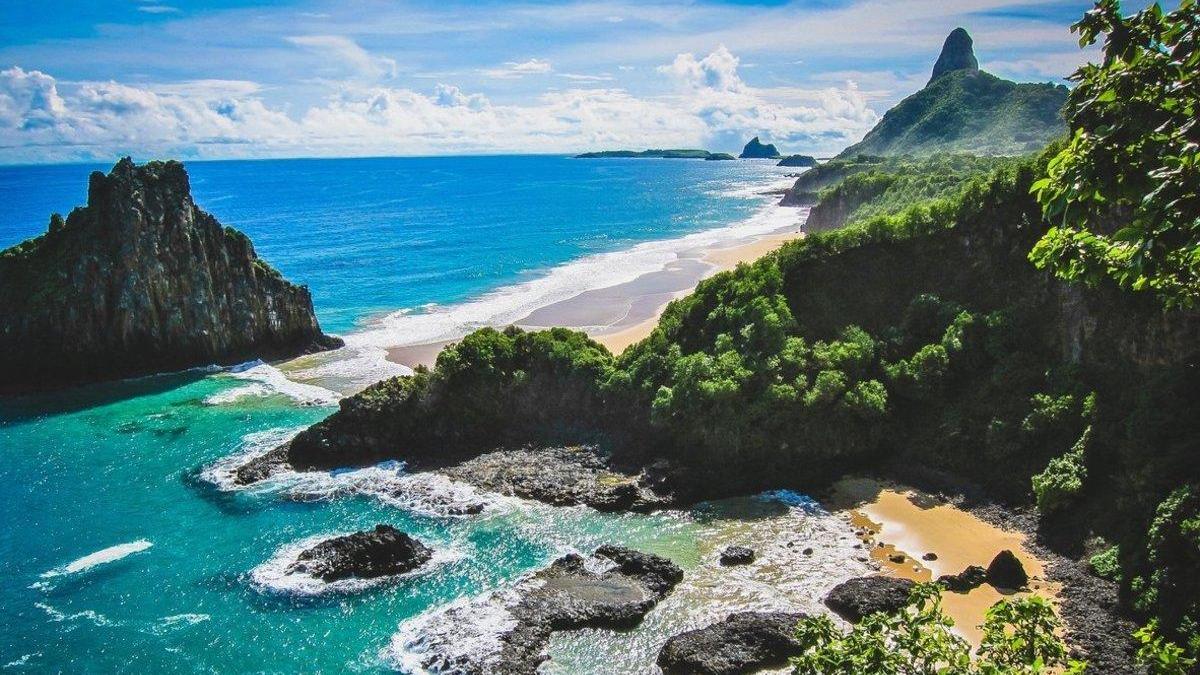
[0, 370, 211, 425]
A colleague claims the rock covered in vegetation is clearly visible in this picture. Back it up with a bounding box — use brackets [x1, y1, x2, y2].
[657, 611, 806, 674]
[778, 154, 818, 168]
[986, 549, 1029, 589]
[719, 546, 755, 566]
[498, 545, 683, 673]
[0, 158, 341, 392]
[285, 525, 432, 582]
[824, 576, 915, 622]
[929, 27, 979, 83]
[837, 29, 1065, 158]
[738, 137, 781, 159]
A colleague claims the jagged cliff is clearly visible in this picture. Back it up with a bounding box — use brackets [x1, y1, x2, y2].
[0, 158, 342, 392]
[739, 137, 781, 159]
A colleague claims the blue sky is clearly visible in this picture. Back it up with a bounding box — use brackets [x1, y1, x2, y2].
[0, 0, 1129, 164]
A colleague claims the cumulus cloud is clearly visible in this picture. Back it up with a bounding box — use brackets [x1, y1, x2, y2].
[482, 58, 553, 79]
[0, 45, 879, 163]
[286, 35, 398, 80]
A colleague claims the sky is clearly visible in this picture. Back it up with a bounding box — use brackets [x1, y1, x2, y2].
[0, 0, 1126, 164]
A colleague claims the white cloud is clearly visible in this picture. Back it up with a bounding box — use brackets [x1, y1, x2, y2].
[285, 35, 398, 80]
[558, 73, 615, 82]
[482, 58, 553, 79]
[0, 46, 878, 164]
[137, 5, 180, 14]
[659, 45, 743, 92]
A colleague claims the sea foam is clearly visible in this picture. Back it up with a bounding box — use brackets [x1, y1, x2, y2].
[39, 540, 153, 580]
[203, 360, 342, 406]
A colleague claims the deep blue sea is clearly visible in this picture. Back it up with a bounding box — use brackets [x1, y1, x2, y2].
[0, 156, 855, 673]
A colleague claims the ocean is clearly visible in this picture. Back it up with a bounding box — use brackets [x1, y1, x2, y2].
[0, 155, 865, 672]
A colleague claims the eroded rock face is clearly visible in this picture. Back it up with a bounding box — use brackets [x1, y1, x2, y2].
[497, 545, 684, 673]
[823, 576, 915, 622]
[0, 158, 342, 392]
[657, 611, 807, 675]
[285, 525, 432, 582]
[930, 27, 979, 83]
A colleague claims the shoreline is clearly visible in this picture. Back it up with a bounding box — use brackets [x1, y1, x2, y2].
[386, 226, 804, 368]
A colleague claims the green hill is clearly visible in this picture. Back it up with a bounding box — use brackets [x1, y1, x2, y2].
[837, 29, 1067, 158]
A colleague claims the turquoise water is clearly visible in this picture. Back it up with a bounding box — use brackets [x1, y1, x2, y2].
[0, 156, 813, 672]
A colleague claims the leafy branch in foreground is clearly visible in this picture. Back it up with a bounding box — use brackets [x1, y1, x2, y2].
[1031, 0, 1200, 308]
[791, 583, 1084, 673]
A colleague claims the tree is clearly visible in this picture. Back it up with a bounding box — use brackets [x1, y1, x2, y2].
[1031, 0, 1200, 308]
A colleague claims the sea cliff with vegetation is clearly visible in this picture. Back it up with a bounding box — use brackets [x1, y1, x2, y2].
[0, 158, 342, 392]
[236, 2, 1200, 670]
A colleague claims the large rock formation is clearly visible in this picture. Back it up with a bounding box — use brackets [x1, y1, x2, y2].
[285, 525, 433, 582]
[837, 28, 1066, 158]
[930, 27, 980, 83]
[0, 158, 341, 392]
[823, 576, 915, 622]
[739, 137, 782, 159]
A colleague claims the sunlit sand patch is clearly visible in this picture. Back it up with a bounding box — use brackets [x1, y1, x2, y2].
[828, 476, 1060, 646]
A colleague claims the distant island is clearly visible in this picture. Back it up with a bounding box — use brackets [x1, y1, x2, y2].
[777, 154, 818, 168]
[739, 137, 782, 159]
[575, 149, 730, 160]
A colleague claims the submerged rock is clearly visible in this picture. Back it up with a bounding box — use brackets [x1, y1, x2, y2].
[986, 549, 1029, 589]
[824, 576, 915, 622]
[657, 611, 807, 674]
[720, 546, 755, 566]
[498, 545, 684, 673]
[285, 525, 432, 582]
[938, 565, 989, 592]
[0, 158, 342, 393]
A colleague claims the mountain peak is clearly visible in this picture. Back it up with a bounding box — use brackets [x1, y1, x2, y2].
[929, 27, 979, 84]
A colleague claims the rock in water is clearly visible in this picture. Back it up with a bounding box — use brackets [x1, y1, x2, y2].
[986, 549, 1029, 589]
[738, 136, 782, 159]
[777, 154, 818, 168]
[657, 611, 807, 675]
[823, 576, 915, 622]
[929, 27, 979, 83]
[938, 565, 988, 592]
[0, 158, 342, 393]
[719, 546, 756, 566]
[286, 525, 433, 582]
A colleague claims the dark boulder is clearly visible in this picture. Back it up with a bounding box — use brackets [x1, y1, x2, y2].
[777, 154, 818, 168]
[986, 550, 1029, 589]
[937, 565, 988, 592]
[285, 525, 432, 582]
[720, 546, 756, 566]
[824, 576, 915, 622]
[657, 611, 807, 674]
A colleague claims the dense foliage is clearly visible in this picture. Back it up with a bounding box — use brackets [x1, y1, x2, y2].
[791, 584, 1083, 674]
[1032, 0, 1200, 308]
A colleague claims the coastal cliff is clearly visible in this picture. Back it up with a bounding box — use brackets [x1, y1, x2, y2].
[738, 137, 781, 159]
[0, 158, 342, 392]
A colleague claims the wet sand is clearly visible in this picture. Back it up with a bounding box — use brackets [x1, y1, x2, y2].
[828, 477, 1059, 646]
[384, 228, 804, 368]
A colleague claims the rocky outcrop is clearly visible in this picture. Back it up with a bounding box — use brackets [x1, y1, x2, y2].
[657, 611, 807, 674]
[439, 446, 671, 511]
[0, 158, 341, 393]
[719, 546, 755, 566]
[285, 525, 432, 582]
[986, 549, 1029, 589]
[738, 137, 781, 159]
[823, 576, 915, 622]
[498, 545, 683, 673]
[778, 154, 818, 168]
[930, 27, 979, 83]
[938, 565, 989, 592]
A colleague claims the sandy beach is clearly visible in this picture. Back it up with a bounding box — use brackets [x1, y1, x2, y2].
[386, 226, 804, 368]
[827, 477, 1059, 646]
